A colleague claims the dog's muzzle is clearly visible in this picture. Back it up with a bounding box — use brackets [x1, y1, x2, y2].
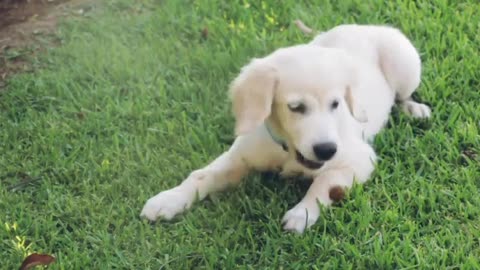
[265, 123, 325, 170]
[295, 150, 324, 170]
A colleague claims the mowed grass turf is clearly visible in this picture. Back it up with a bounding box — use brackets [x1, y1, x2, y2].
[1, 0, 479, 268]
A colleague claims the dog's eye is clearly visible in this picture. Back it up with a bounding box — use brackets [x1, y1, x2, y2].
[288, 102, 306, 114]
[330, 100, 339, 111]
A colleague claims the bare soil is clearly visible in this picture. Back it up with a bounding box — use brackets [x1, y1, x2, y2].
[0, 0, 89, 86]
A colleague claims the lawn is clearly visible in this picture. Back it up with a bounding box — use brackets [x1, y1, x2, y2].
[1, 0, 479, 268]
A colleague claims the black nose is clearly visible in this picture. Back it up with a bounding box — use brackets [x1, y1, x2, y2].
[313, 142, 337, 161]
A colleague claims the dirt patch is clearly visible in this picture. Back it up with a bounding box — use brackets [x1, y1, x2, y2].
[0, 0, 66, 29]
[0, 0, 91, 86]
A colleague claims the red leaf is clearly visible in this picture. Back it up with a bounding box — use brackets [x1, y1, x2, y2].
[19, 253, 55, 270]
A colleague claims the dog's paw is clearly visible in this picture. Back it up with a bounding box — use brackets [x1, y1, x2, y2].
[401, 100, 431, 118]
[281, 202, 319, 234]
[140, 188, 192, 221]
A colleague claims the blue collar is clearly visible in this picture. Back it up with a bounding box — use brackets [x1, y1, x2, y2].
[265, 123, 288, 151]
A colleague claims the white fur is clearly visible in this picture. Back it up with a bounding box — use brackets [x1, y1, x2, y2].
[141, 24, 431, 233]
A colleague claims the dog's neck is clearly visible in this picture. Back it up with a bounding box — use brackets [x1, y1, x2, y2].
[265, 122, 288, 151]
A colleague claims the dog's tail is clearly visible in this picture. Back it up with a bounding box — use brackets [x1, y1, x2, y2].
[293, 20, 316, 35]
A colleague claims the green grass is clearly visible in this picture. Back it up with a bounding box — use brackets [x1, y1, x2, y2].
[1, 0, 479, 268]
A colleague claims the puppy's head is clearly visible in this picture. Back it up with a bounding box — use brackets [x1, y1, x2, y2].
[230, 45, 365, 169]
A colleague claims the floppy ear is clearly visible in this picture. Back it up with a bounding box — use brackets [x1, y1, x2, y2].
[229, 59, 278, 135]
[345, 86, 368, 123]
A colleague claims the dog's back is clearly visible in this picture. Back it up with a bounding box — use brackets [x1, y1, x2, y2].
[310, 24, 421, 101]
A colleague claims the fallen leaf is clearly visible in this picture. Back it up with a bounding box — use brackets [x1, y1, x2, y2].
[201, 27, 208, 39]
[329, 186, 345, 203]
[462, 148, 477, 160]
[76, 111, 86, 120]
[19, 253, 55, 270]
[6, 172, 42, 192]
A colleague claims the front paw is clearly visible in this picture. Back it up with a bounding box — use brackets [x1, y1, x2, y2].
[401, 100, 431, 118]
[281, 202, 319, 234]
[140, 187, 192, 221]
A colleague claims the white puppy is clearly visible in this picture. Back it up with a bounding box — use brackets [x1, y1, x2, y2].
[141, 24, 431, 233]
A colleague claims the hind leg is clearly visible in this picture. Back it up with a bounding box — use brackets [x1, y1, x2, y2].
[376, 27, 431, 119]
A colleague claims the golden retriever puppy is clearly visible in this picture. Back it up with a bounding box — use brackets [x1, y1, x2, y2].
[141, 24, 431, 233]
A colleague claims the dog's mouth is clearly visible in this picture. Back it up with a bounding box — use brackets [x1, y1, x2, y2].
[295, 150, 324, 170]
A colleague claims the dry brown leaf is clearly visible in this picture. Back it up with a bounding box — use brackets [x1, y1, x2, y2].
[201, 27, 208, 39]
[19, 253, 55, 270]
[329, 186, 345, 203]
